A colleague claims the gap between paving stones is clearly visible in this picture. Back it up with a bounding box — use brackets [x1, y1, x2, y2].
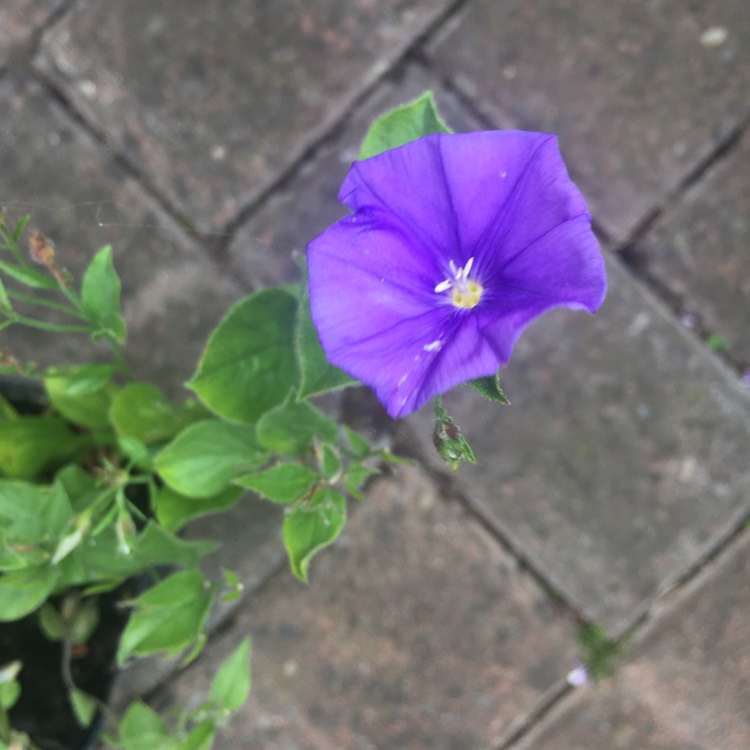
[505, 525, 750, 750]
[26, 0, 471, 264]
[215, 0, 470, 258]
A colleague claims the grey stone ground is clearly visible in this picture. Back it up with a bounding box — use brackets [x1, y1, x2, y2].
[1, 1, 748, 748]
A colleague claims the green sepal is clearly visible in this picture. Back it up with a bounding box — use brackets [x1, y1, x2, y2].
[359, 90, 452, 160]
[468, 372, 510, 405]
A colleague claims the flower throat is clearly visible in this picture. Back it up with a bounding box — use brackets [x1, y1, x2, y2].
[434, 257, 483, 309]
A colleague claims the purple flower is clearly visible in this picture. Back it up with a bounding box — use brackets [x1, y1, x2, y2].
[307, 131, 606, 418]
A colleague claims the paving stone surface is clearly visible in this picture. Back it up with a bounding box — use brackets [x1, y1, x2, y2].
[515, 530, 750, 750]
[630, 127, 750, 368]
[427, 0, 750, 241]
[159, 466, 580, 750]
[406, 257, 750, 632]
[0, 72, 242, 396]
[226, 65, 481, 291]
[0, 0, 62, 68]
[34, 0, 454, 233]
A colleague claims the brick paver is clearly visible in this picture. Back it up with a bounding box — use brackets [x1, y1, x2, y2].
[515, 531, 750, 750]
[0, 0, 62, 69]
[427, 0, 750, 241]
[630, 127, 750, 368]
[34, 0, 455, 233]
[406, 258, 750, 633]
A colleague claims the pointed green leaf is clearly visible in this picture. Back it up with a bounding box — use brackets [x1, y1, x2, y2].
[236, 463, 319, 504]
[182, 721, 216, 750]
[468, 372, 510, 405]
[155, 485, 244, 533]
[0, 259, 58, 289]
[283, 489, 346, 581]
[295, 282, 355, 399]
[43, 364, 118, 395]
[109, 383, 207, 444]
[209, 637, 251, 712]
[0, 479, 73, 540]
[257, 399, 338, 455]
[117, 570, 212, 663]
[11, 215, 32, 243]
[119, 701, 170, 750]
[155, 419, 266, 498]
[81, 245, 125, 343]
[70, 688, 97, 727]
[188, 289, 298, 423]
[0, 416, 83, 478]
[0, 565, 59, 620]
[359, 90, 452, 160]
[44, 374, 116, 429]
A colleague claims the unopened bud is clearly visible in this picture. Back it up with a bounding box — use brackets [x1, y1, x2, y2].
[28, 230, 69, 286]
[29, 231, 56, 266]
[432, 400, 477, 471]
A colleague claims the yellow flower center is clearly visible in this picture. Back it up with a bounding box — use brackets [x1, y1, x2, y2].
[435, 257, 483, 309]
[451, 280, 483, 309]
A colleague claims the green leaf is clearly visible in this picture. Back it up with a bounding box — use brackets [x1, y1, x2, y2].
[432, 400, 477, 471]
[38, 602, 66, 640]
[0, 534, 29, 571]
[0, 259, 58, 289]
[256, 399, 338, 456]
[54, 522, 214, 589]
[343, 463, 379, 499]
[70, 688, 98, 727]
[318, 443, 342, 481]
[155, 420, 266, 498]
[119, 701, 170, 750]
[358, 90, 452, 160]
[468, 372, 510, 405]
[0, 565, 59, 620]
[117, 570, 212, 663]
[235, 463, 319, 504]
[283, 489, 346, 582]
[44, 374, 116, 429]
[0, 479, 73, 541]
[12, 215, 32, 243]
[182, 721, 216, 750]
[0, 416, 83, 479]
[0, 276, 12, 313]
[188, 289, 298, 423]
[80, 245, 126, 343]
[43, 364, 118, 395]
[342, 426, 372, 459]
[110, 383, 207, 445]
[53, 463, 98, 513]
[0, 678, 21, 710]
[295, 281, 355, 399]
[209, 637, 251, 712]
[155, 485, 244, 533]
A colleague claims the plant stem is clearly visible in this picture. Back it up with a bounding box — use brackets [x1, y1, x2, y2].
[6, 289, 89, 320]
[11, 315, 92, 334]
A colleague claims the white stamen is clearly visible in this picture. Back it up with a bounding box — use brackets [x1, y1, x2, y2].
[434, 279, 452, 293]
